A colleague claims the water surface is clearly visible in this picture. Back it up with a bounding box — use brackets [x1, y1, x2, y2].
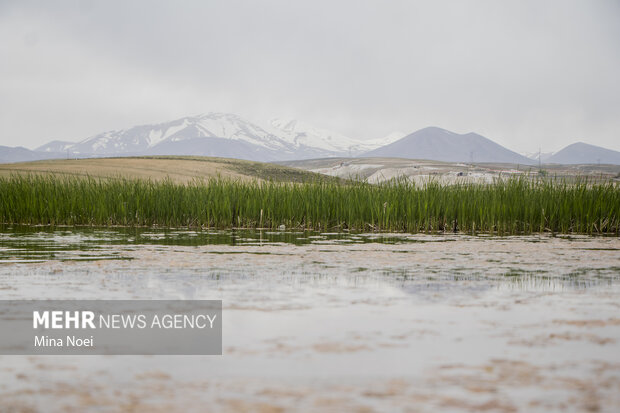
[1, 227, 619, 412]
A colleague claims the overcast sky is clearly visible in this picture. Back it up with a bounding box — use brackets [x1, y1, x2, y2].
[1, 0, 619, 153]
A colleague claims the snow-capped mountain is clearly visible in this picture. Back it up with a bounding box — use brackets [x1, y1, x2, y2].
[61, 113, 293, 156]
[34, 113, 371, 161]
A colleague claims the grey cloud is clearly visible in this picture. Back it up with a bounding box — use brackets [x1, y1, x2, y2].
[0, 0, 619, 153]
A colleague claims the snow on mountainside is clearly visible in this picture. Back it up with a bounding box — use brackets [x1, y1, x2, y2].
[269, 118, 368, 154]
[268, 119, 403, 155]
[361, 131, 406, 149]
[66, 113, 295, 156]
[35, 140, 75, 153]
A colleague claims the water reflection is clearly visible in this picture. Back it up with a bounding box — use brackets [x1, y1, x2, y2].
[1, 228, 618, 412]
[1, 225, 618, 294]
[383, 268, 619, 295]
[0, 225, 451, 263]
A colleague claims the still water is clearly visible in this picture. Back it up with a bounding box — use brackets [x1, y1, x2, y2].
[1, 227, 619, 412]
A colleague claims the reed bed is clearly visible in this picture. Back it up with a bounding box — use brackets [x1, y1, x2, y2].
[0, 174, 618, 234]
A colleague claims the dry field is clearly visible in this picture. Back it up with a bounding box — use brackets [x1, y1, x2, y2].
[0, 156, 326, 183]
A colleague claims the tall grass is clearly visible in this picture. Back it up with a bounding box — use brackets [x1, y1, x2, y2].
[0, 174, 618, 234]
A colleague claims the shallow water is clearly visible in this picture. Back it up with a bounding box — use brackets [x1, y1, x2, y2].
[0, 227, 619, 412]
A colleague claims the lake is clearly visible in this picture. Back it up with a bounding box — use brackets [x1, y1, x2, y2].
[1, 227, 619, 412]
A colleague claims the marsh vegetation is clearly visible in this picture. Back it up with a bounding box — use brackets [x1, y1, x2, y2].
[1, 174, 618, 234]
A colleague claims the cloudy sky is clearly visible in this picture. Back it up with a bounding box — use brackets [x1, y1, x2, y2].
[1, 0, 619, 153]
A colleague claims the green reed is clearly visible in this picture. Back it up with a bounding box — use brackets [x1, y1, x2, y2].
[0, 174, 618, 234]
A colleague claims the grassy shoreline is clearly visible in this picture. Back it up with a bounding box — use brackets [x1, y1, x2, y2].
[1, 175, 618, 234]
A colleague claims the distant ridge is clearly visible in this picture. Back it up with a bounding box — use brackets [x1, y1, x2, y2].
[546, 142, 620, 165]
[0, 145, 64, 163]
[2, 114, 618, 165]
[363, 127, 535, 164]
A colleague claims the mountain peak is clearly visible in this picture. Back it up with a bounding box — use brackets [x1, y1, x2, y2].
[547, 141, 620, 164]
[417, 126, 450, 133]
[364, 127, 534, 164]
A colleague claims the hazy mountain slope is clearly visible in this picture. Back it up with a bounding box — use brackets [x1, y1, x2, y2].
[0, 146, 40, 163]
[268, 119, 366, 154]
[0, 146, 66, 163]
[546, 142, 620, 165]
[364, 131, 407, 148]
[267, 119, 404, 155]
[144, 137, 284, 162]
[364, 127, 534, 164]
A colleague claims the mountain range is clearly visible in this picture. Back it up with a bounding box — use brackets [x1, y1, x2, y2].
[2, 112, 619, 165]
[33, 113, 402, 162]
